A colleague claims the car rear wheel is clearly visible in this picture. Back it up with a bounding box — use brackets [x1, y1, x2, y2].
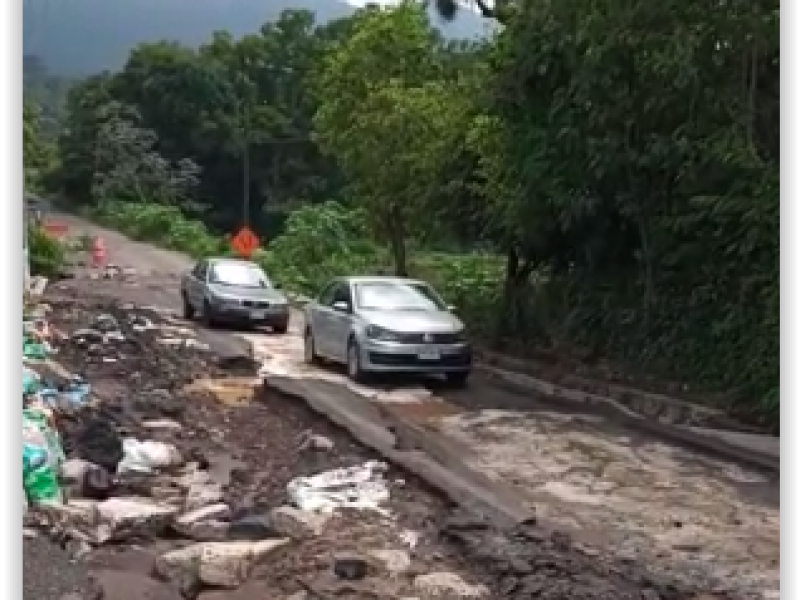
[445, 371, 470, 388]
[304, 328, 319, 364]
[346, 338, 367, 383]
[181, 293, 195, 320]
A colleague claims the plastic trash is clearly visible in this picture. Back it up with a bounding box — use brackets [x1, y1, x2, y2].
[286, 460, 391, 514]
[117, 438, 182, 474]
[23, 367, 40, 396]
[23, 336, 48, 360]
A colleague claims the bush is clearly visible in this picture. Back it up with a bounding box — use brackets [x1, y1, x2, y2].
[93, 200, 227, 258]
[28, 225, 66, 277]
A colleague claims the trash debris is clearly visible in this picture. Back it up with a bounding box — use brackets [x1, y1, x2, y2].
[117, 438, 183, 474]
[286, 461, 391, 514]
[23, 409, 65, 505]
[65, 416, 124, 473]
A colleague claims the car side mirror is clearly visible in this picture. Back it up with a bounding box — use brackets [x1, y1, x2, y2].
[332, 301, 350, 313]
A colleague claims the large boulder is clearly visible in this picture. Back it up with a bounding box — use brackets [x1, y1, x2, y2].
[155, 539, 290, 589]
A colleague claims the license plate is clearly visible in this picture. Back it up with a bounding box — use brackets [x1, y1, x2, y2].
[418, 351, 440, 360]
[250, 310, 266, 320]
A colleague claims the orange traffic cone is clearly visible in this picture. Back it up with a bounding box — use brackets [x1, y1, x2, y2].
[91, 236, 106, 268]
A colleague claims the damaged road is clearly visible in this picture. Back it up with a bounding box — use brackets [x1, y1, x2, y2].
[24, 214, 777, 600]
[26, 293, 492, 600]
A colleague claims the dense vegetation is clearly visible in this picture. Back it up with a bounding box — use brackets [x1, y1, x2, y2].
[23, 2, 779, 427]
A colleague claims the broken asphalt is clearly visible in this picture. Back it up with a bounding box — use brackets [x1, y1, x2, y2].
[22, 212, 778, 600]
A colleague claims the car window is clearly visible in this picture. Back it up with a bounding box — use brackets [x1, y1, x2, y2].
[332, 283, 352, 306]
[354, 281, 445, 311]
[209, 262, 270, 288]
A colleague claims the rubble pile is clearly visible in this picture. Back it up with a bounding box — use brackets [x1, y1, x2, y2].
[23, 287, 736, 600]
[22, 295, 489, 600]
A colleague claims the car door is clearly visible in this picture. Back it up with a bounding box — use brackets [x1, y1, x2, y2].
[326, 282, 355, 362]
[309, 281, 339, 359]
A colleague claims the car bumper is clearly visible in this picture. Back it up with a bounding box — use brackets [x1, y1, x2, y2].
[360, 339, 472, 374]
[210, 304, 289, 324]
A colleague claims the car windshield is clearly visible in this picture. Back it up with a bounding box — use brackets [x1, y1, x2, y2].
[354, 281, 446, 311]
[209, 263, 270, 288]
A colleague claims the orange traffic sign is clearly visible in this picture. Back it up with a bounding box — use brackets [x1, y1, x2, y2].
[230, 226, 260, 258]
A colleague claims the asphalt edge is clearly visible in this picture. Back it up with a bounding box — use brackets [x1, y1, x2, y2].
[262, 375, 535, 530]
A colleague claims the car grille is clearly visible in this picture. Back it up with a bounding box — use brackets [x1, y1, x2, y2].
[241, 300, 270, 309]
[398, 332, 462, 344]
[368, 352, 472, 368]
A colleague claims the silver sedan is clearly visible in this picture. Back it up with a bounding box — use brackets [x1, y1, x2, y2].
[303, 276, 472, 386]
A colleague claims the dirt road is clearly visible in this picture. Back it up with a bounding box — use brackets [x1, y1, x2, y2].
[43, 213, 779, 599]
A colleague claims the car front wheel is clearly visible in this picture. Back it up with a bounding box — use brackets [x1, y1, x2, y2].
[346, 338, 367, 383]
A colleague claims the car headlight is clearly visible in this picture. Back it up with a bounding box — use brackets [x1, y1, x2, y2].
[365, 325, 403, 342]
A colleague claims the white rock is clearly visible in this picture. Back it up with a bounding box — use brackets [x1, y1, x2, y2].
[142, 419, 183, 431]
[413, 572, 490, 599]
[173, 504, 231, 541]
[156, 539, 289, 589]
[369, 548, 412, 574]
[60, 458, 93, 483]
[269, 505, 329, 540]
[96, 497, 178, 541]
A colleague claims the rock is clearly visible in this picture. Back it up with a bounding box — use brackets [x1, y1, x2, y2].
[96, 497, 179, 542]
[90, 570, 182, 600]
[413, 572, 490, 599]
[61, 459, 92, 483]
[142, 419, 183, 431]
[155, 539, 290, 590]
[368, 548, 412, 574]
[184, 482, 224, 512]
[227, 514, 279, 541]
[269, 506, 329, 540]
[297, 431, 334, 452]
[173, 504, 232, 541]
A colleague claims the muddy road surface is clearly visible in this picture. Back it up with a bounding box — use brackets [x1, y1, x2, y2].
[30, 212, 778, 600]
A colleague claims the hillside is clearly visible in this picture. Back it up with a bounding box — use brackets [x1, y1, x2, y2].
[23, 0, 489, 75]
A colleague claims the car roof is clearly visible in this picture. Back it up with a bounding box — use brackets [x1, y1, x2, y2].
[341, 275, 427, 286]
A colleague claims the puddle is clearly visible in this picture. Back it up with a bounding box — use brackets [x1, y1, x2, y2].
[184, 377, 261, 406]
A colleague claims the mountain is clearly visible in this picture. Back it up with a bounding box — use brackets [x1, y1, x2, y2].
[23, 0, 490, 76]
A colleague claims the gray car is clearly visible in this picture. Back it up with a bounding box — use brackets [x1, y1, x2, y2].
[180, 257, 290, 332]
[303, 276, 472, 386]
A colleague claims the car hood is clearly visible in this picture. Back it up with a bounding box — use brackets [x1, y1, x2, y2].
[359, 309, 464, 333]
[210, 284, 287, 303]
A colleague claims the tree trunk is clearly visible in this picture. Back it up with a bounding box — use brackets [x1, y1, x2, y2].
[389, 232, 408, 276]
[496, 247, 534, 346]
